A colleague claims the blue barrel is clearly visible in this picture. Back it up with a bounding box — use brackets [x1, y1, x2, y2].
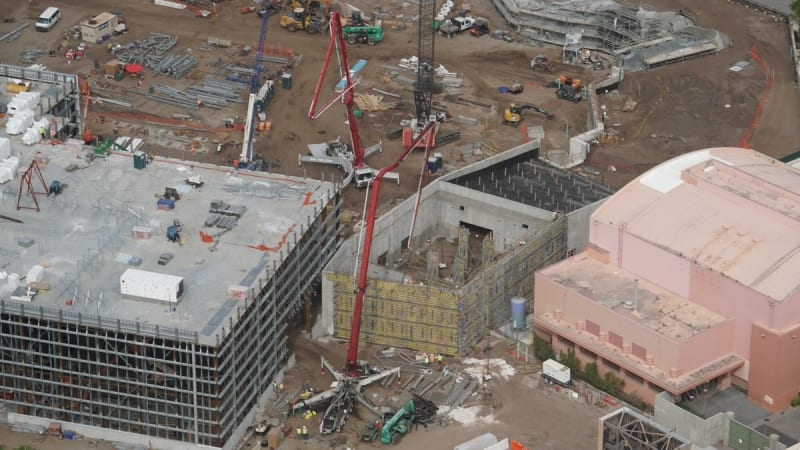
[427, 157, 438, 173]
[510, 297, 527, 329]
[433, 152, 443, 170]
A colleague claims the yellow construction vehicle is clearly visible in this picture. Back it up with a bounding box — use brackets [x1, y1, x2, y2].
[503, 103, 553, 126]
[291, 0, 332, 17]
[280, 7, 326, 33]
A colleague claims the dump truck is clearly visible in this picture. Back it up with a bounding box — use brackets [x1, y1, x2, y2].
[542, 359, 573, 387]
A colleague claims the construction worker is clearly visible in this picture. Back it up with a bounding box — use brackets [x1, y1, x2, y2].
[301, 425, 308, 440]
[216, 143, 222, 153]
[296, 427, 302, 439]
[39, 126, 45, 141]
[272, 381, 279, 393]
[423, 354, 429, 365]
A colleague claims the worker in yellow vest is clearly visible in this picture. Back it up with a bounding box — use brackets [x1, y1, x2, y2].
[296, 427, 302, 439]
[301, 425, 308, 440]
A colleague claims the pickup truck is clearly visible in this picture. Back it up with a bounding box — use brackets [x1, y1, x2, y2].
[439, 16, 475, 38]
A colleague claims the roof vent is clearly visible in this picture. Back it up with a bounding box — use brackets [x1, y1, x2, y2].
[622, 300, 634, 309]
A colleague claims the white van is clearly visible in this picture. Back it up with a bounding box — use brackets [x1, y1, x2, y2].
[35, 7, 61, 32]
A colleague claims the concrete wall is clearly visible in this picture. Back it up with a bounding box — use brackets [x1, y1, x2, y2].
[654, 392, 727, 447]
[749, 321, 800, 412]
[5, 412, 219, 450]
[565, 199, 606, 255]
[436, 182, 554, 252]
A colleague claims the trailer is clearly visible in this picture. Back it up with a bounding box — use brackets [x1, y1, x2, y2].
[120, 269, 185, 303]
[542, 359, 573, 387]
[80, 12, 120, 44]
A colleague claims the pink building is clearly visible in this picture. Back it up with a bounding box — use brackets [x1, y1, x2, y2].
[533, 148, 800, 412]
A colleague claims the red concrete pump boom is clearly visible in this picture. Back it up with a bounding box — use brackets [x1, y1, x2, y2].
[344, 120, 438, 377]
[307, 11, 366, 168]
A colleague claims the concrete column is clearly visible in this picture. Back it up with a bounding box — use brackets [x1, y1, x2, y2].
[769, 434, 779, 450]
[722, 411, 734, 446]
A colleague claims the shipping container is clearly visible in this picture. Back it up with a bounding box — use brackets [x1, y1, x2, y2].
[120, 269, 184, 303]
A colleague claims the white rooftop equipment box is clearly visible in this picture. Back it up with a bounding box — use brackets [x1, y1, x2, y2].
[120, 269, 185, 303]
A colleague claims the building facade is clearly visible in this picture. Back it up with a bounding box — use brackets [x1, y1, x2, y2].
[534, 148, 800, 412]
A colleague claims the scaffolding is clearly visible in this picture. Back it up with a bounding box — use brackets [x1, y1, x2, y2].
[0, 190, 343, 447]
[331, 216, 568, 357]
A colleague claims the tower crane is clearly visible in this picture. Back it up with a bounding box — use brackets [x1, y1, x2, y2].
[303, 11, 385, 188]
[239, 5, 269, 165]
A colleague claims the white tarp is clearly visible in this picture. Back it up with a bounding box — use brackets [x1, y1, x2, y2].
[154, 0, 187, 9]
[0, 137, 10, 159]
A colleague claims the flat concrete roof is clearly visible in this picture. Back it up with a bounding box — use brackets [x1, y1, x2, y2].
[541, 253, 727, 340]
[592, 148, 800, 303]
[0, 141, 333, 345]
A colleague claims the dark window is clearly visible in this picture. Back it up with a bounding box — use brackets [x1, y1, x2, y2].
[585, 320, 600, 336]
[608, 331, 623, 349]
[459, 205, 465, 211]
[603, 359, 620, 372]
[626, 370, 644, 384]
[522, 224, 529, 229]
[558, 336, 574, 349]
[632, 343, 647, 361]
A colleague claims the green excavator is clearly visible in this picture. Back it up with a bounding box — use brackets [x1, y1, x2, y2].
[379, 400, 416, 445]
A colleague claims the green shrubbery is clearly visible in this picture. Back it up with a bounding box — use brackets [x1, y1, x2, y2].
[534, 337, 626, 395]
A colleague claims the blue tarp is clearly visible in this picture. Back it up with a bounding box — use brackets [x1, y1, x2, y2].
[335, 59, 368, 92]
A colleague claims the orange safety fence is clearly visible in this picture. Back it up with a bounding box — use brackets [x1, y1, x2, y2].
[248, 224, 297, 252]
[255, 43, 298, 59]
[737, 45, 774, 149]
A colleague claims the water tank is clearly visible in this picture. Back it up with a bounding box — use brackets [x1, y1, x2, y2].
[510, 297, 527, 329]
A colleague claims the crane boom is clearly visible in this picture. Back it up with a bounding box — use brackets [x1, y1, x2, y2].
[240, 8, 269, 164]
[345, 120, 437, 376]
[307, 12, 366, 168]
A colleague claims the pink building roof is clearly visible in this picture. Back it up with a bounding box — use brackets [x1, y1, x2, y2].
[591, 148, 800, 302]
[540, 254, 727, 340]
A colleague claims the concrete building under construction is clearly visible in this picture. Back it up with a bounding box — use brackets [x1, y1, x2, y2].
[320, 141, 614, 356]
[0, 143, 341, 448]
[490, 0, 729, 70]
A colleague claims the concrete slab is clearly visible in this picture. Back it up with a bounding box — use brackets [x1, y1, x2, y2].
[0, 139, 334, 345]
[753, 407, 800, 446]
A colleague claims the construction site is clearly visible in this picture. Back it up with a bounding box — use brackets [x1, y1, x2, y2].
[321, 142, 613, 356]
[0, 0, 798, 449]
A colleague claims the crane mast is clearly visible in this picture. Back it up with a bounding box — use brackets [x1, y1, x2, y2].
[413, 0, 437, 127]
[240, 8, 269, 164]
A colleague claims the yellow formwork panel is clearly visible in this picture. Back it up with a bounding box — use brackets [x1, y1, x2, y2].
[331, 273, 461, 355]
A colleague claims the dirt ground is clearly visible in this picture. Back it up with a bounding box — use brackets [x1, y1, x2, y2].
[241, 333, 603, 450]
[585, 0, 800, 187]
[1, 0, 799, 448]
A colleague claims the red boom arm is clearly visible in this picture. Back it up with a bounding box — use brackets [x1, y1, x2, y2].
[345, 121, 437, 376]
[307, 12, 366, 168]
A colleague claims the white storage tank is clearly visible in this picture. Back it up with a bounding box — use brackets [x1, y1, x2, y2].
[120, 269, 185, 303]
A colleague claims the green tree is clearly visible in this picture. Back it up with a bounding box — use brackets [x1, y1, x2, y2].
[583, 362, 601, 387]
[559, 348, 581, 375]
[602, 371, 625, 395]
[533, 334, 556, 361]
[792, 0, 800, 20]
